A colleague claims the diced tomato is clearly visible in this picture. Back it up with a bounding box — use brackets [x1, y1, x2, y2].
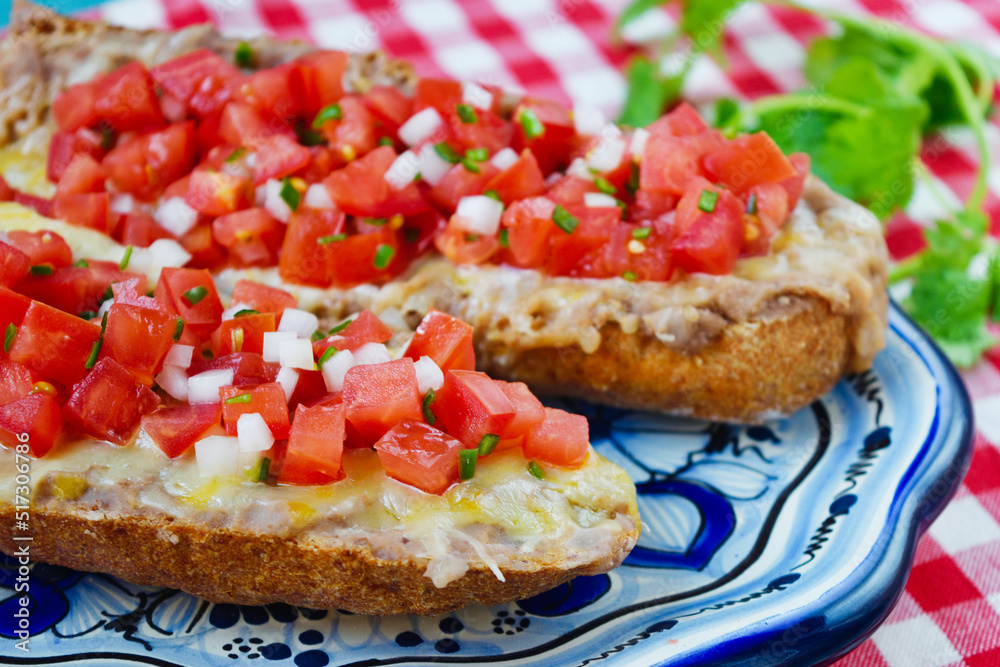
[483, 150, 546, 204]
[512, 98, 575, 173]
[646, 102, 708, 138]
[702, 132, 796, 194]
[179, 225, 227, 270]
[294, 50, 350, 117]
[279, 403, 346, 485]
[672, 181, 745, 275]
[0, 288, 31, 332]
[279, 208, 347, 286]
[0, 393, 63, 458]
[63, 358, 159, 445]
[212, 207, 284, 267]
[47, 129, 106, 183]
[327, 229, 408, 287]
[630, 190, 677, 222]
[400, 209, 448, 260]
[119, 212, 176, 248]
[594, 221, 674, 282]
[0, 360, 33, 406]
[494, 380, 545, 440]
[434, 224, 500, 265]
[18, 260, 136, 318]
[52, 193, 109, 233]
[375, 418, 464, 494]
[216, 312, 276, 356]
[13, 192, 53, 218]
[8, 301, 101, 387]
[286, 369, 329, 410]
[220, 383, 291, 438]
[231, 280, 297, 319]
[189, 352, 278, 387]
[240, 63, 303, 123]
[104, 122, 196, 200]
[414, 79, 464, 115]
[142, 403, 222, 459]
[434, 370, 515, 448]
[546, 206, 618, 276]
[155, 267, 224, 338]
[501, 197, 556, 268]
[51, 80, 101, 133]
[343, 357, 422, 446]
[317, 96, 377, 162]
[151, 49, 242, 119]
[742, 182, 789, 256]
[323, 146, 428, 217]
[403, 310, 476, 373]
[252, 133, 312, 185]
[186, 167, 251, 215]
[100, 303, 177, 385]
[111, 277, 169, 312]
[363, 85, 413, 139]
[218, 102, 275, 147]
[0, 242, 30, 289]
[639, 134, 702, 196]
[445, 108, 512, 155]
[55, 153, 106, 196]
[781, 153, 811, 211]
[546, 174, 598, 206]
[428, 162, 500, 214]
[313, 310, 393, 358]
[93, 62, 165, 133]
[523, 407, 589, 467]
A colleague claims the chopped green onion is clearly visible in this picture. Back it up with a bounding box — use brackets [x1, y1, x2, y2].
[552, 205, 579, 234]
[484, 189, 502, 202]
[328, 319, 353, 335]
[422, 389, 437, 425]
[378, 136, 394, 147]
[29, 264, 52, 276]
[404, 227, 420, 244]
[456, 103, 478, 124]
[622, 270, 637, 282]
[318, 346, 337, 366]
[519, 108, 545, 139]
[173, 318, 184, 342]
[224, 393, 252, 404]
[632, 227, 651, 240]
[182, 285, 208, 306]
[465, 147, 488, 162]
[499, 228, 509, 248]
[79, 310, 97, 321]
[528, 460, 545, 479]
[85, 312, 109, 370]
[280, 177, 301, 212]
[72, 259, 89, 268]
[119, 245, 133, 271]
[478, 433, 500, 457]
[311, 330, 325, 342]
[373, 244, 395, 270]
[460, 157, 481, 174]
[225, 146, 246, 163]
[746, 193, 758, 215]
[256, 457, 270, 482]
[3, 324, 15, 354]
[698, 189, 719, 213]
[594, 176, 616, 195]
[234, 41, 254, 68]
[459, 449, 478, 480]
[434, 142, 461, 164]
[317, 233, 347, 245]
[234, 309, 259, 318]
[312, 103, 343, 128]
[365, 217, 388, 226]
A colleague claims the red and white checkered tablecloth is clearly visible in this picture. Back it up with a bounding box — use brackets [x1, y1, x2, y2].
[72, 0, 1000, 663]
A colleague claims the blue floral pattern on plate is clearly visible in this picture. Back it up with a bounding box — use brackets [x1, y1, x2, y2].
[0, 302, 973, 666]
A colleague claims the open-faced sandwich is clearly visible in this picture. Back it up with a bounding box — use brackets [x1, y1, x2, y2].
[0, 0, 888, 425]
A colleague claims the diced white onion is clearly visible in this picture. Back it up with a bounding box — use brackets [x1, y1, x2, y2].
[264, 179, 292, 223]
[398, 107, 444, 146]
[254, 184, 267, 206]
[353, 342, 391, 367]
[453, 195, 504, 236]
[279, 337, 315, 371]
[304, 183, 335, 210]
[462, 81, 492, 110]
[276, 366, 299, 402]
[586, 136, 627, 173]
[147, 239, 192, 268]
[418, 143, 452, 187]
[573, 104, 605, 136]
[221, 301, 254, 322]
[277, 308, 319, 339]
[566, 157, 593, 180]
[164, 344, 194, 369]
[122, 247, 153, 275]
[263, 331, 297, 363]
[97, 297, 114, 319]
[414, 356, 444, 394]
[584, 192, 619, 208]
[188, 368, 234, 405]
[111, 193, 135, 214]
[237, 413, 275, 453]
[490, 147, 519, 171]
[195, 435, 240, 477]
[321, 349, 355, 393]
[155, 365, 190, 401]
[630, 127, 650, 158]
[154, 197, 199, 237]
[384, 150, 419, 190]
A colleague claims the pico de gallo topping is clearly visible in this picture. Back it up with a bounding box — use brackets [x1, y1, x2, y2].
[3, 48, 810, 283]
[0, 230, 588, 494]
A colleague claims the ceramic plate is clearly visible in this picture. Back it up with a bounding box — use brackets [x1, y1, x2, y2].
[0, 302, 973, 667]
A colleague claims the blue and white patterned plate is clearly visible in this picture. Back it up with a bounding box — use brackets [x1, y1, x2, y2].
[0, 302, 973, 667]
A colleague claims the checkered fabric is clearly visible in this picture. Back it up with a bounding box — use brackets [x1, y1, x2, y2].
[71, 0, 1000, 663]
